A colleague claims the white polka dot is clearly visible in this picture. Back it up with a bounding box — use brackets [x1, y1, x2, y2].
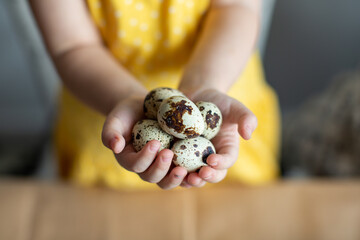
[140, 23, 149, 31]
[169, 6, 176, 14]
[133, 38, 142, 46]
[155, 32, 162, 40]
[151, 11, 159, 18]
[186, 2, 194, 8]
[125, 0, 132, 5]
[117, 30, 126, 38]
[115, 11, 122, 18]
[144, 43, 153, 52]
[173, 27, 182, 35]
[135, 3, 144, 10]
[130, 18, 138, 26]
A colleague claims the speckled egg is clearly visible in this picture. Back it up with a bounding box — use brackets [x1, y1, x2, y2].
[171, 137, 216, 172]
[157, 96, 205, 139]
[143, 87, 185, 119]
[132, 120, 174, 152]
[196, 101, 223, 140]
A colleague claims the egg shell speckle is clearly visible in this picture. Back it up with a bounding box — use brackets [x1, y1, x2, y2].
[132, 119, 174, 152]
[196, 101, 223, 140]
[157, 96, 205, 139]
[172, 137, 216, 172]
[143, 87, 185, 119]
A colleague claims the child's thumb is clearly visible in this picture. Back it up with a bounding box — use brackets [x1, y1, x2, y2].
[227, 100, 258, 140]
[102, 116, 126, 154]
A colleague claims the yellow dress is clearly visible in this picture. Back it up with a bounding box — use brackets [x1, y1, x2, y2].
[55, 0, 281, 189]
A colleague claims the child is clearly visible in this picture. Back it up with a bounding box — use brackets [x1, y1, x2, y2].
[30, 0, 280, 189]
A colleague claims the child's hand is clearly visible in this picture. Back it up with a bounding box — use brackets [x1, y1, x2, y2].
[180, 89, 258, 188]
[101, 95, 188, 190]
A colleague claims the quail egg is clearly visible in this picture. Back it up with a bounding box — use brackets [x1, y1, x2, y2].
[172, 137, 216, 172]
[157, 96, 205, 139]
[143, 87, 185, 119]
[132, 120, 174, 152]
[196, 101, 223, 139]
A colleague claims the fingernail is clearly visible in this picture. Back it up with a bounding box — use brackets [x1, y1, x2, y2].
[207, 159, 217, 167]
[110, 138, 119, 153]
[174, 174, 182, 179]
[161, 155, 172, 163]
[149, 142, 160, 152]
[245, 125, 254, 139]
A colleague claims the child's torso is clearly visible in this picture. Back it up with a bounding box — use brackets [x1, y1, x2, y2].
[87, 0, 210, 87]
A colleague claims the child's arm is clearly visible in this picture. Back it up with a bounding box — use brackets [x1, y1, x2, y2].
[30, 0, 188, 189]
[178, 0, 260, 187]
[30, 0, 146, 115]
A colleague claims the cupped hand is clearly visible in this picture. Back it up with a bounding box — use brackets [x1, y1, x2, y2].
[101, 95, 188, 190]
[180, 89, 258, 188]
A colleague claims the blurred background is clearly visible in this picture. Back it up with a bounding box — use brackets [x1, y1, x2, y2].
[0, 0, 359, 178]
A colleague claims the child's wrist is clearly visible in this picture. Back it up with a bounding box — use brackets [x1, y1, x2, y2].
[179, 87, 221, 102]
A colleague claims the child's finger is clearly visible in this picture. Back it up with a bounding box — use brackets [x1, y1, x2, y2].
[187, 172, 206, 187]
[157, 167, 187, 190]
[138, 149, 173, 183]
[180, 181, 192, 188]
[206, 145, 239, 170]
[198, 167, 227, 183]
[115, 140, 160, 173]
[102, 116, 127, 154]
[227, 100, 258, 140]
[207, 127, 239, 170]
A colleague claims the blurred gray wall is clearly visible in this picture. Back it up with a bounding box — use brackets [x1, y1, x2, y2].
[264, 0, 360, 113]
[0, 0, 58, 140]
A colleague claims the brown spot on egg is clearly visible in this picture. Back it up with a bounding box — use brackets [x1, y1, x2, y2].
[195, 151, 200, 157]
[202, 146, 214, 164]
[199, 106, 205, 111]
[163, 99, 193, 133]
[136, 133, 141, 140]
[180, 145, 186, 150]
[184, 128, 200, 138]
[173, 154, 178, 162]
[193, 144, 198, 148]
[205, 110, 220, 129]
